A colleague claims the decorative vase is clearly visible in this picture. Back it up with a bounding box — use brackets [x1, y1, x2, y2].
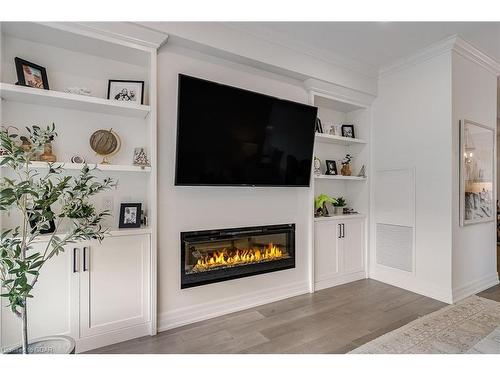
[40, 142, 56, 162]
[334, 206, 344, 215]
[315, 205, 329, 217]
[341, 163, 352, 176]
[5, 335, 76, 354]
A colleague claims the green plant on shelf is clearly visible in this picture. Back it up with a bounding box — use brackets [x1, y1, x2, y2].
[0, 124, 116, 353]
[314, 194, 337, 217]
[333, 197, 346, 207]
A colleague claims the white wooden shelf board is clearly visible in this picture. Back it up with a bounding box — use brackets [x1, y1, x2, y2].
[1, 160, 151, 173]
[0, 83, 151, 119]
[315, 133, 367, 146]
[315, 174, 367, 181]
[314, 214, 366, 222]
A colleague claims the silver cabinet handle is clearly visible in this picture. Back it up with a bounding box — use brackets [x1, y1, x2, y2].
[342, 224, 345, 238]
[338, 224, 341, 239]
[83, 247, 89, 272]
[73, 248, 79, 273]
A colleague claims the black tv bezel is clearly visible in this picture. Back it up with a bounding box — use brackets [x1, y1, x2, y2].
[174, 74, 318, 187]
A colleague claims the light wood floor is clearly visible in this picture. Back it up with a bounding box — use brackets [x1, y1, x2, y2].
[88, 279, 454, 354]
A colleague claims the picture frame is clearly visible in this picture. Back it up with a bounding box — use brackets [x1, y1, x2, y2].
[15, 57, 49, 90]
[325, 160, 338, 175]
[119, 203, 142, 229]
[315, 118, 323, 133]
[341, 124, 355, 138]
[460, 119, 495, 226]
[108, 80, 145, 105]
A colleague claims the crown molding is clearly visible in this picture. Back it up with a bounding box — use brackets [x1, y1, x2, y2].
[380, 35, 500, 78]
[44, 22, 169, 50]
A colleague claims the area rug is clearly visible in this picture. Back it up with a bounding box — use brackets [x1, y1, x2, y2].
[350, 295, 500, 353]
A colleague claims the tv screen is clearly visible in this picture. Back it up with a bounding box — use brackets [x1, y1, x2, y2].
[175, 75, 318, 187]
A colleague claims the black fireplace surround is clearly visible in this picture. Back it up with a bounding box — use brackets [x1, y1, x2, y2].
[181, 224, 295, 289]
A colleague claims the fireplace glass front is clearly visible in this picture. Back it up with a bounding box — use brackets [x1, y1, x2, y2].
[181, 224, 295, 288]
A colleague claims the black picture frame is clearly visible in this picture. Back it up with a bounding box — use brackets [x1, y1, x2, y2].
[107, 80, 145, 105]
[341, 124, 355, 138]
[325, 160, 338, 175]
[119, 203, 142, 229]
[15, 57, 49, 90]
[315, 118, 323, 133]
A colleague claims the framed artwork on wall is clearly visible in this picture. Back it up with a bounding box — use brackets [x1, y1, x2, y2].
[460, 119, 495, 226]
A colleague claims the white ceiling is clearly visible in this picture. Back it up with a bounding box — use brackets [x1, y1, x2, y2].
[224, 22, 500, 73]
[224, 22, 500, 116]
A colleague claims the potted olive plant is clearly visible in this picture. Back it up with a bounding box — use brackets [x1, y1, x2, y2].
[0, 124, 115, 354]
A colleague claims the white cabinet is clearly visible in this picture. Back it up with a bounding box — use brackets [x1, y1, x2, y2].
[0, 242, 78, 348]
[79, 235, 151, 338]
[1, 233, 152, 353]
[314, 217, 366, 291]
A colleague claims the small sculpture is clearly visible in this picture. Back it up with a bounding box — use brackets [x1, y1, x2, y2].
[39, 141, 56, 162]
[341, 154, 352, 176]
[133, 147, 150, 167]
[313, 157, 322, 175]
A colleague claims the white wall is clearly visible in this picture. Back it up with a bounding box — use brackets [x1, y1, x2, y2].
[140, 22, 378, 97]
[371, 52, 454, 303]
[451, 52, 499, 300]
[156, 44, 312, 331]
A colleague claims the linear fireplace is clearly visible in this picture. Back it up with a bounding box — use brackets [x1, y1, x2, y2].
[181, 224, 295, 289]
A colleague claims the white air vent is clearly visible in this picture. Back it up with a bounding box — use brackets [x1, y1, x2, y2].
[376, 223, 413, 272]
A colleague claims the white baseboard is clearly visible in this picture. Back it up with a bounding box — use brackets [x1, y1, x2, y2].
[314, 271, 366, 291]
[76, 322, 152, 353]
[452, 273, 499, 303]
[158, 281, 309, 332]
[370, 267, 454, 303]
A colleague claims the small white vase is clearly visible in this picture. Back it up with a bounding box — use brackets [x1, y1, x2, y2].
[334, 207, 344, 215]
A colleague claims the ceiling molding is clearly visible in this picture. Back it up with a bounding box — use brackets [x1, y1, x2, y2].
[49, 22, 169, 50]
[380, 35, 500, 78]
[452, 37, 500, 76]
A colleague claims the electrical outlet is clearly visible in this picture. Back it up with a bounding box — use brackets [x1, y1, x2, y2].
[102, 196, 114, 212]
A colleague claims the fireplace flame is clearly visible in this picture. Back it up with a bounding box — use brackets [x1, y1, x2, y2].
[192, 242, 287, 272]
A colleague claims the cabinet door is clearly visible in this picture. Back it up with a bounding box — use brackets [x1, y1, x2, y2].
[342, 219, 365, 273]
[1, 242, 79, 349]
[79, 234, 150, 338]
[314, 221, 341, 281]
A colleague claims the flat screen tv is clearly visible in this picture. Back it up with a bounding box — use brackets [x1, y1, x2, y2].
[175, 74, 318, 187]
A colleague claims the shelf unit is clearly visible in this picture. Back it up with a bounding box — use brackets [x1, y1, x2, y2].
[0, 160, 152, 173]
[0, 83, 151, 118]
[314, 213, 366, 222]
[315, 174, 366, 181]
[0, 21, 165, 352]
[306, 83, 373, 294]
[315, 133, 367, 146]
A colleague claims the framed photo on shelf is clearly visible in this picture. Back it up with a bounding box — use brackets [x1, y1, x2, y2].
[108, 80, 144, 104]
[15, 57, 49, 90]
[460, 119, 494, 226]
[119, 203, 142, 229]
[341, 124, 355, 138]
[325, 160, 338, 175]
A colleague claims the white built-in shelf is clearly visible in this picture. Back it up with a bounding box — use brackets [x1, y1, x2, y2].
[314, 213, 366, 222]
[315, 174, 367, 181]
[108, 228, 152, 237]
[34, 227, 152, 242]
[1, 160, 151, 173]
[315, 133, 367, 146]
[0, 83, 151, 119]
